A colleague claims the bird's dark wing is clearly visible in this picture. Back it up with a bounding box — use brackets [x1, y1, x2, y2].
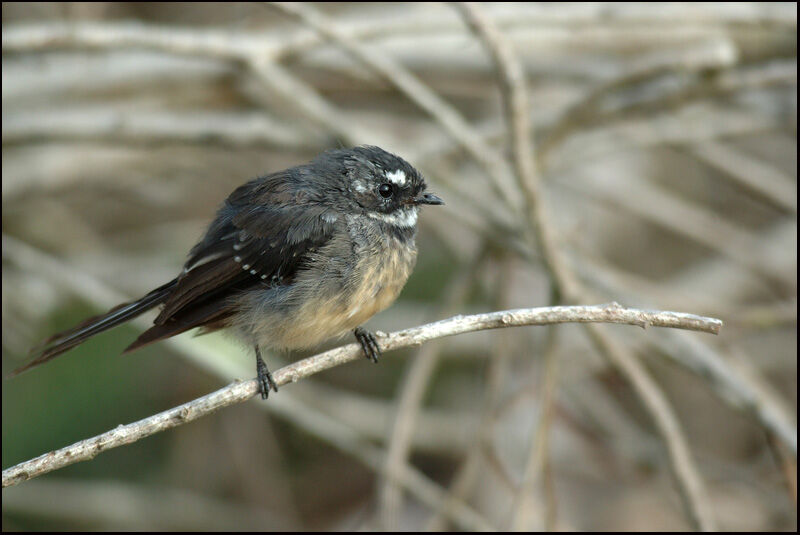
[124, 174, 340, 352]
[10, 280, 178, 377]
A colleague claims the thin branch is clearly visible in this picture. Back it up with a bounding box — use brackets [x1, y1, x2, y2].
[544, 62, 796, 162]
[2, 303, 721, 488]
[582, 323, 717, 531]
[564, 165, 793, 288]
[547, 106, 785, 173]
[2, 109, 323, 150]
[765, 431, 798, 506]
[425, 257, 518, 531]
[1, 22, 248, 59]
[242, 55, 369, 147]
[687, 141, 797, 214]
[509, 324, 562, 531]
[268, 1, 522, 215]
[454, 1, 581, 303]
[4, 7, 796, 59]
[260, 375, 495, 531]
[378, 252, 484, 529]
[574, 242, 798, 457]
[657, 331, 798, 457]
[1, 479, 297, 531]
[537, 38, 739, 162]
[1, 19, 372, 147]
[454, 3, 719, 530]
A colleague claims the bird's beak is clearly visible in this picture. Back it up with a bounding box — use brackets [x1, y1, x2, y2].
[413, 192, 444, 206]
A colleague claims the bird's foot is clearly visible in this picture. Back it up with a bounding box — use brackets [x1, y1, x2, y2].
[255, 347, 278, 400]
[354, 327, 381, 363]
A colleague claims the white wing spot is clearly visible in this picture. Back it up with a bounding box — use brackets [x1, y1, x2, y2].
[184, 252, 227, 272]
[242, 264, 250, 270]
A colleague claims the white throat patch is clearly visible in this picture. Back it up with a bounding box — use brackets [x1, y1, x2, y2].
[367, 206, 418, 228]
[385, 169, 407, 186]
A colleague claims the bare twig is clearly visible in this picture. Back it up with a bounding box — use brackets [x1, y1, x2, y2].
[546, 62, 796, 159]
[261, 377, 496, 531]
[547, 106, 784, 173]
[454, 3, 718, 530]
[1, 19, 371, 146]
[379, 250, 486, 529]
[537, 38, 739, 161]
[425, 257, 518, 531]
[564, 164, 793, 289]
[243, 55, 369, 147]
[582, 323, 717, 530]
[454, 1, 580, 303]
[657, 332, 797, 457]
[1, 22, 248, 59]
[4, 6, 796, 58]
[268, 2, 522, 214]
[574, 242, 798, 457]
[765, 431, 798, 506]
[687, 141, 797, 214]
[509, 325, 561, 531]
[2, 109, 322, 149]
[2, 303, 721, 488]
[1, 479, 297, 531]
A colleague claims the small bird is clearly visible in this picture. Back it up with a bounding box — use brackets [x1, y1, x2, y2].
[12, 146, 443, 398]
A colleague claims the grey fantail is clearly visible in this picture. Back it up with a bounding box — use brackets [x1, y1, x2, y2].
[12, 146, 444, 398]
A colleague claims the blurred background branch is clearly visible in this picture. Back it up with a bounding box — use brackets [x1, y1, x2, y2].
[2, 2, 796, 531]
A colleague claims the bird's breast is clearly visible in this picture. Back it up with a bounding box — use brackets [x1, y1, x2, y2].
[237, 228, 418, 351]
[341, 236, 418, 327]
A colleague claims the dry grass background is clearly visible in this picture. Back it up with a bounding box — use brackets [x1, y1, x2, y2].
[2, 2, 796, 531]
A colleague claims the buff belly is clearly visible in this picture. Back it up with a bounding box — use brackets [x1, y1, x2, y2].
[233, 236, 417, 350]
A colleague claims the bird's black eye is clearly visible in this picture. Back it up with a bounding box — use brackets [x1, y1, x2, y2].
[378, 183, 393, 198]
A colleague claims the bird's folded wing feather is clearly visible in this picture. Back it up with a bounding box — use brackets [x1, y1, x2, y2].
[126, 174, 341, 351]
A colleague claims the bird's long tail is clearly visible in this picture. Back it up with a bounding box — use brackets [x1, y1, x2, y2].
[8, 279, 178, 377]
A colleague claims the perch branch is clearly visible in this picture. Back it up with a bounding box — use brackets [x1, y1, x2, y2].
[2, 303, 721, 488]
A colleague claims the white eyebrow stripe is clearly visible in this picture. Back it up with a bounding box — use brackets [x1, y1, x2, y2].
[385, 170, 406, 186]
